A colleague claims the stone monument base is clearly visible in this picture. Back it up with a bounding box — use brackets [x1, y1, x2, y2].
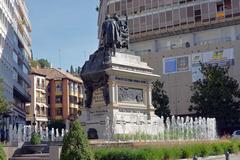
[80, 51, 160, 139]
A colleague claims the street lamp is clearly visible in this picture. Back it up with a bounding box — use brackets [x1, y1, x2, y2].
[32, 114, 36, 133]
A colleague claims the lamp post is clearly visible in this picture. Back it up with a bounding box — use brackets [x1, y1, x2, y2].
[32, 114, 37, 133]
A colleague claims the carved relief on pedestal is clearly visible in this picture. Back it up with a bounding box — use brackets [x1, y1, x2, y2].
[118, 86, 144, 104]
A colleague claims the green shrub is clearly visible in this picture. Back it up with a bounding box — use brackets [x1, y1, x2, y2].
[60, 120, 94, 160]
[0, 144, 6, 160]
[30, 133, 41, 145]
[94, 140, 240, 160]
[211, 144, 224, 155]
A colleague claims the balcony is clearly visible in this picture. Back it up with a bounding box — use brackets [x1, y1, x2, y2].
[13, 81, 31, 102]
[17, 0, 32, 32]
[36, 97, 47, 104]
[12, 61, 31, 86]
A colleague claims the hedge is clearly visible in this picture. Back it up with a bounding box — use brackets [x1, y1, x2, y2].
[94, 140, 240, 160]
[0, 144, 6, 160]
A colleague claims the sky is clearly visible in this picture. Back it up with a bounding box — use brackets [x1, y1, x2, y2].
[25, 0, 99, 70]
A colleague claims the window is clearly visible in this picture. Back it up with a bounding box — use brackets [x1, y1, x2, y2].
[56, 96, 62, 103]
[146, 15, 152, 31]
[202, 3, 209, 21]
[36, 105, 40, 115]
[23, 65, 28, 74]
[173, 9, 180, 25]
[159, 12, 166, 28]
[140, 16, 146, 32]
[56, 108, 63, 116]
[56, 83, 62, 92]
[13, 51, 18, 63]
[153, 13, 159, 30]
[166, 11, 173, 26]
[194, 5, 201, 22]
[121, 0, 127, 16]
[48, 108, 51, 117]
[25, 106, 30, 114]
[133, 17, 140, 33]
[180, 7, 187, 24]
[37, 78, 40, 88]
[48, 96, 50, 104]
[41, 79, 45, 89]
[187, 6, 194, 22]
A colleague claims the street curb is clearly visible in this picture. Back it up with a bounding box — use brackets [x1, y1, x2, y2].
[181, 155, 225, 160]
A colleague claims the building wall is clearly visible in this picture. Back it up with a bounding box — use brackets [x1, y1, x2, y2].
[0, 0, 32, 127]
[98, 0, 240, 116]
[99, 0, 240, 42]
[49, 79, 83, 122]
[26, 74, 48, 126]
[142, 39, 240, 115]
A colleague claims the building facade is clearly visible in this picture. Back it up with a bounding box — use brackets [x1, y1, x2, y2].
[26, 70, 48, 128]
[98, 0, 240, 116]
[0, 0, 32, 134]
[30, 68, 84, 125]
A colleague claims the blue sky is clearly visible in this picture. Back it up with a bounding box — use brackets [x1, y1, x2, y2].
[25, 0, 99, 70]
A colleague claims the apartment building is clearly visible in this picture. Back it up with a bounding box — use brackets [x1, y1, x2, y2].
[30, 68, 84, 124]
[98, 0, 240, 116]
[26, 70, 48, 128]
[0, 0, 32, 133]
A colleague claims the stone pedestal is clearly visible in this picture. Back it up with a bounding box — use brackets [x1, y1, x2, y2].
[80, 52, 160, 139]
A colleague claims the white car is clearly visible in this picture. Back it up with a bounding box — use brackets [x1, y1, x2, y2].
[232, 130, 240, 139]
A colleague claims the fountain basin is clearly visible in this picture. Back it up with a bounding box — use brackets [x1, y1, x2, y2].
[23, 143, 47, 154]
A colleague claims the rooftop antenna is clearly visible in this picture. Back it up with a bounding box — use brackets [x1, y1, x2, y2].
[84, 50, 87, 61]
[58, 49, 62, 69]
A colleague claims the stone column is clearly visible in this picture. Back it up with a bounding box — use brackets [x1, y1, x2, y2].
[147, 82, 153, 120]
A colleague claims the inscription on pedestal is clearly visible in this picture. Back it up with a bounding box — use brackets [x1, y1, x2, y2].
[92, 87, 105, 106]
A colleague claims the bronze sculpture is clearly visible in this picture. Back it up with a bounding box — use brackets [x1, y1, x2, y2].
[81, 14, 129, 108]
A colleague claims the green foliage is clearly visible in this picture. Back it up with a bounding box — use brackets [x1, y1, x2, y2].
[60, 120, 94, 160]
[94, 140, 240, 160]
[69, 65, 81, 75]
[189, 63, 240, 131]
[37, 59, 51, 68]
[30, 133, 41, 145]
[70, 65, 74, 74]
[96, 6, 99, 12]
[0, 144, 6, 160]
[152, 80, 170, 119]
[0, 79, 8, 115]
[30, 59, 50, 68]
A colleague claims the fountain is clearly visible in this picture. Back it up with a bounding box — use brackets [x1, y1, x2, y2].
[105, 115, 217, 142]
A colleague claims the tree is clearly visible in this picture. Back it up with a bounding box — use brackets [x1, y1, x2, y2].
[30, 59, 50, 68]
[60, 121, 94, 160]
[30, 60, 39, 68]
[70, 65, 74, 74]
[77, 66, 81, 75]
[0, 79, 8, 115]
[189, 63, 240, 133]
[152, 80, 171, 120]
[37, 59, 50, 68]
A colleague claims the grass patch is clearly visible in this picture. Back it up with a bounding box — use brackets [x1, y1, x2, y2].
[0, 144, 6, 160]
[94, 140, 240, 160]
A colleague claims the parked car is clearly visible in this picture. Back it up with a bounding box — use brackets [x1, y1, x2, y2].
[232, 130, 240, 139]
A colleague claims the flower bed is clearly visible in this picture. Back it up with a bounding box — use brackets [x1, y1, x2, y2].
[94, 140, 240, 160]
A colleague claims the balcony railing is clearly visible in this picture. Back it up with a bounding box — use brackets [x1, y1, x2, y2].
[36, 97, 47, 104]
[36, 85, 46, 90]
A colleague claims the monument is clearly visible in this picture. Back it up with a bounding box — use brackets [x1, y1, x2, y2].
[80, 14, 160, 139]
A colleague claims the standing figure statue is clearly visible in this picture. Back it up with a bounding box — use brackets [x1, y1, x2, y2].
[101, 14, 129, 60]
[81, 13, 129, 108]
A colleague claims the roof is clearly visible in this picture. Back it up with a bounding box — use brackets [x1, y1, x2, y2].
[31, 68, 83, 83]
